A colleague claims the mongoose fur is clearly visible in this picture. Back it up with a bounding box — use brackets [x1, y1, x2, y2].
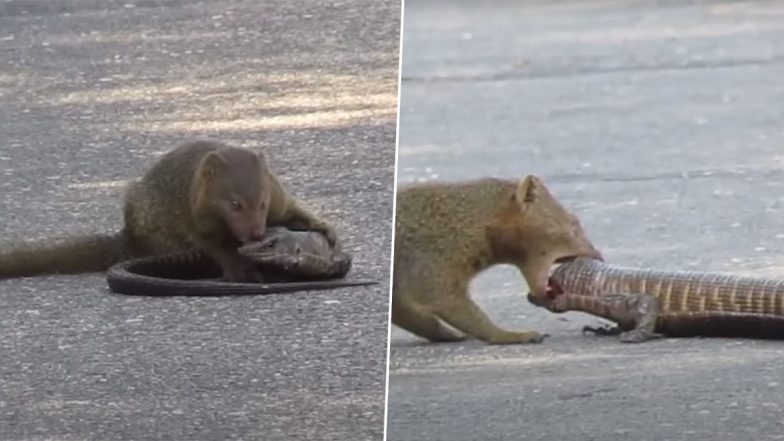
[392, 175, 602, 344]
[0, 140, 336, 283]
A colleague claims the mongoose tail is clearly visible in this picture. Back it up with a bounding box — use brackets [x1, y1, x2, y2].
[0, 232, 133, 278]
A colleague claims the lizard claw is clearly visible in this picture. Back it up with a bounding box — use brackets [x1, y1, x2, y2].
[582, 324, 622, 336]
[619, 329, 664, 343]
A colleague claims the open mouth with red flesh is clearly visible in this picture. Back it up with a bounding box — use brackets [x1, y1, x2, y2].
[545, 256, 574, 299]
[545, 277, 564, 299]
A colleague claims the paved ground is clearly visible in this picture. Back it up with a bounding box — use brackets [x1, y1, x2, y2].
[389, 1, 784, 440]
[0, 1, 398, 440]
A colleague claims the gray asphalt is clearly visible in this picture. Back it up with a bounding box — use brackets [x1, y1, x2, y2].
[388, 1, 784, 440]
[0, 1, 398, 440]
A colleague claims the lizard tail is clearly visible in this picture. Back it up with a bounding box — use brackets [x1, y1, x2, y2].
[0, 231, 135, 279]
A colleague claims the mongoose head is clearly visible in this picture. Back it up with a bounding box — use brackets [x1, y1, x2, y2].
[486, 175, 602, 298]
[193, 147, 272, 243]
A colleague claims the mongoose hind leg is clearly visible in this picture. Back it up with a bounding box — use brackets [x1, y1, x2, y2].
[435, 290, 545, 345]
[392, 295, 466, 343]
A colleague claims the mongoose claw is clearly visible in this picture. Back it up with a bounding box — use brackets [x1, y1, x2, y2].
[322, 227, 338, 246]
[518, 331, 547, 344]
[490, 330, 547, 345]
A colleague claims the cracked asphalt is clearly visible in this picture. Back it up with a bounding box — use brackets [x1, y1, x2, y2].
[388, 1, 784, 441]
[0, 1, 398, 440]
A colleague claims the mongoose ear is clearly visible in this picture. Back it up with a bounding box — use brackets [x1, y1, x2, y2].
[199, 152, 226, 180]
[515, 175, 539, 206]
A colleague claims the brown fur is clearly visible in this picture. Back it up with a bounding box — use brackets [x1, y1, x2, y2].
[392, 175, 601, 345]
[0, 140, 335, 282]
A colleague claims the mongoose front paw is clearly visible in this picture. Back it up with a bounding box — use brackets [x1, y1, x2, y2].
[516, 331, 547, 344]
[487, 330, 547, 345]
[315, 223, 337, 246]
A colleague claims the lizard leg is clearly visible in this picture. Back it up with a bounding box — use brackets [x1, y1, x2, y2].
[576, 293, 663, 342]
[609, 293, 664, 343]
[579, 294, 628, 336]
[529, 292, 625, 336]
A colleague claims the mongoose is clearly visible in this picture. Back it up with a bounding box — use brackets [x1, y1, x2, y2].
[0, 140, 336, 282]
[392, 175, 602, 345]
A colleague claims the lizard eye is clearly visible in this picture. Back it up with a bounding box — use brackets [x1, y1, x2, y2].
[262, 237, 277, 249]
[230, 200, 243, 211]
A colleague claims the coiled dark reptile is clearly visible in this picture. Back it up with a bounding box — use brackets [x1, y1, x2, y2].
[107, 227, 376, 296]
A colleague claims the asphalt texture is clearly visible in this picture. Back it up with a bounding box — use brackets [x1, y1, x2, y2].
[0, 1, 398, 440]
[388, 1, 784, 441]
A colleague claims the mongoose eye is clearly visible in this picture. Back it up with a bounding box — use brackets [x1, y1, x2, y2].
[231, 200, 243, 211]
[259, 201, 267, 210]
